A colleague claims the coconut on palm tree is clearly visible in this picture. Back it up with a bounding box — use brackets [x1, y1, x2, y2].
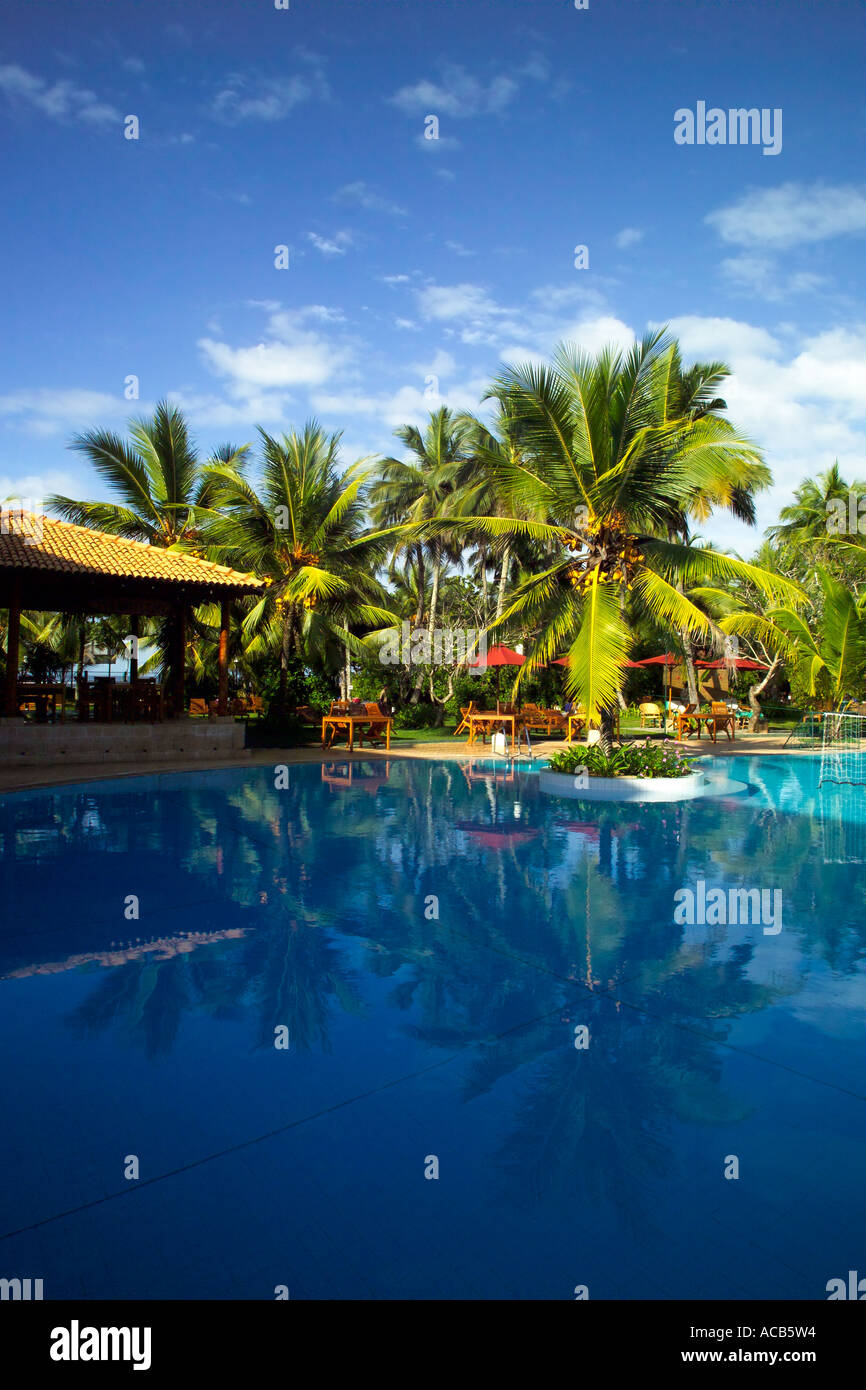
[416, 330, 801, 746]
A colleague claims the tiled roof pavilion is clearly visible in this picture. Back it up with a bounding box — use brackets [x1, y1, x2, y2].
[0, 509, 263, 718]
[0, 509, 262, 608]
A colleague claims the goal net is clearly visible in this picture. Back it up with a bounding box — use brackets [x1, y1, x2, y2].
[818, 711, 866, 788]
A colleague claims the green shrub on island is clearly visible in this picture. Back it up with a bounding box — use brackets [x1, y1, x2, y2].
[546, 742, 697, 779]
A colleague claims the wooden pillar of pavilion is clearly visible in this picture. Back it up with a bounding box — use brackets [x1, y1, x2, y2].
[3, 575, 21, 717]
[129, 613, 139, 682]
[171, 604, 186, 717]
[217, 598, 230, 716]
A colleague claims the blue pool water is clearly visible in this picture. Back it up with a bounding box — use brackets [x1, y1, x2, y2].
[1, 753, 865, 1300]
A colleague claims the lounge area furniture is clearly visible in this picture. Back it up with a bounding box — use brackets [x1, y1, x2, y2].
[16, 681, 69, 722]
[676, 701, 735, 744]
[520, 703, 568, 736]
[566, 711, 586, 742]
[466, 709, 519, 753]
[639, 702, 664, 728]
[453, 701, 477, 736]
[322, 701, 392, 751]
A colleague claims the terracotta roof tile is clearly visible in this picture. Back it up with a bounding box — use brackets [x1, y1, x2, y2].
[0, 510, 263, 592]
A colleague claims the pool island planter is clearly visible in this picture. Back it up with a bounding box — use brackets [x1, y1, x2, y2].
[539, 767, 705, 803]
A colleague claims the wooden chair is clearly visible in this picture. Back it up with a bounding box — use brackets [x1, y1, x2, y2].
[188, 698, 210, 718]
[453, 701, 476, 736]
[674, 702, 699, 738]
[639, 702, 662, 728]
[711, 701, 736, 741]
[358, 701, 392, 748]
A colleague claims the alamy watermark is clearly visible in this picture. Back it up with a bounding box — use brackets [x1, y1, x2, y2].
[826, 493, 866, 535]
[1, 499, 44, 545]
[379, 621, 488, 669]
[674, 879, 782, 934]
[674, 103, 782, 156]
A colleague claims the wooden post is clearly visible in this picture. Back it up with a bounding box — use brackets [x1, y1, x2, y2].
[218, 597, 230, 716]
[171, 605, 186, 717]
[3, 577, 21, 717]
[129, 614, 139, 682]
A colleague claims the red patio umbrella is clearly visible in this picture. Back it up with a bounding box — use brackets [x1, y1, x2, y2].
[455, 822, 540, 850]
[634, 652, 681, 712]
[695, 658, 769, 670]
[552, 657, 643, 667]
[467, 643, 525, 709]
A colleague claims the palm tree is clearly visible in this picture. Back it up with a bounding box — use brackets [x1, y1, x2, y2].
[456, 401, 543, 624]
[656, 347, 772, 706]
[767, 463, 863, 549]
[199, 422, 394, 709]
[711, 566, 866, 708]
[49, 400, 249, 548]
[421, 331, 801, 745]
[371, 407, 472, 699]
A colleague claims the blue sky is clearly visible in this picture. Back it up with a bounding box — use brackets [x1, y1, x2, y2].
[2, 0, 866, 555]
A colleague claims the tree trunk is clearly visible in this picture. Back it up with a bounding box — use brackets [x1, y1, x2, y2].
[479, 545, 488, 623]
[495, 542, 512, 620]
[681, 631, 699, 707]
[747, 657, 782, 731]
[278, 617, 289, 712]
[598, 705, 617, 755]
[413, 545, 426, 628]
[427, 547, 441, 642]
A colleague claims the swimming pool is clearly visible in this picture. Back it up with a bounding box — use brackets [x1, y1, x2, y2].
[1, 753, 864, 1299]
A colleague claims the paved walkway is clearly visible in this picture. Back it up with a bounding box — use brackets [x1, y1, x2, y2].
[0, 728, 814, 794]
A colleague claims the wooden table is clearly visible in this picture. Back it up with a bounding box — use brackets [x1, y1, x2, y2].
[466, 711, 519, 753]
[676, 711, 735, 744]
[321, 715, 392, 751]
[16, 683, 69, 722]
[77, 682, 165, 723]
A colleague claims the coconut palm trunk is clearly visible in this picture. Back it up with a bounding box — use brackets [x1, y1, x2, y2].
[495, 542, 511, 620]
[747, 658, 781, 731]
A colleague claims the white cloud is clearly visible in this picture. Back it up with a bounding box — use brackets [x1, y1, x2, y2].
[417, 282, 503, 324]
[411, 350, 456, 378]
[416, 280, 634, 359]
[168, 389, 289, 430]
[706, 182, 866, 249]
[211, 66, 328, 124]
[394, 318, 419, 331]
[307, 229, 353, 257]
[659, 315, 781, 361]
[332, 181, 407, 217]
[721, 254, 827, 301]
[199, 338, 340, 390]
[391, 65, 518, 118]
[0, 389, 128, 436]
[415, 133, 462, 153]
[197, 303, 354, 394]
[1, 468, 84, 504]
[615, 227, 644, 250]
[0, 63, 120, 126]
[445, 240, 475, 257]
[665, 314, 866, 552]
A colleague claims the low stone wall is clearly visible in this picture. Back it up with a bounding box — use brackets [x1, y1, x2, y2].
[0, 718, 247, 767]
